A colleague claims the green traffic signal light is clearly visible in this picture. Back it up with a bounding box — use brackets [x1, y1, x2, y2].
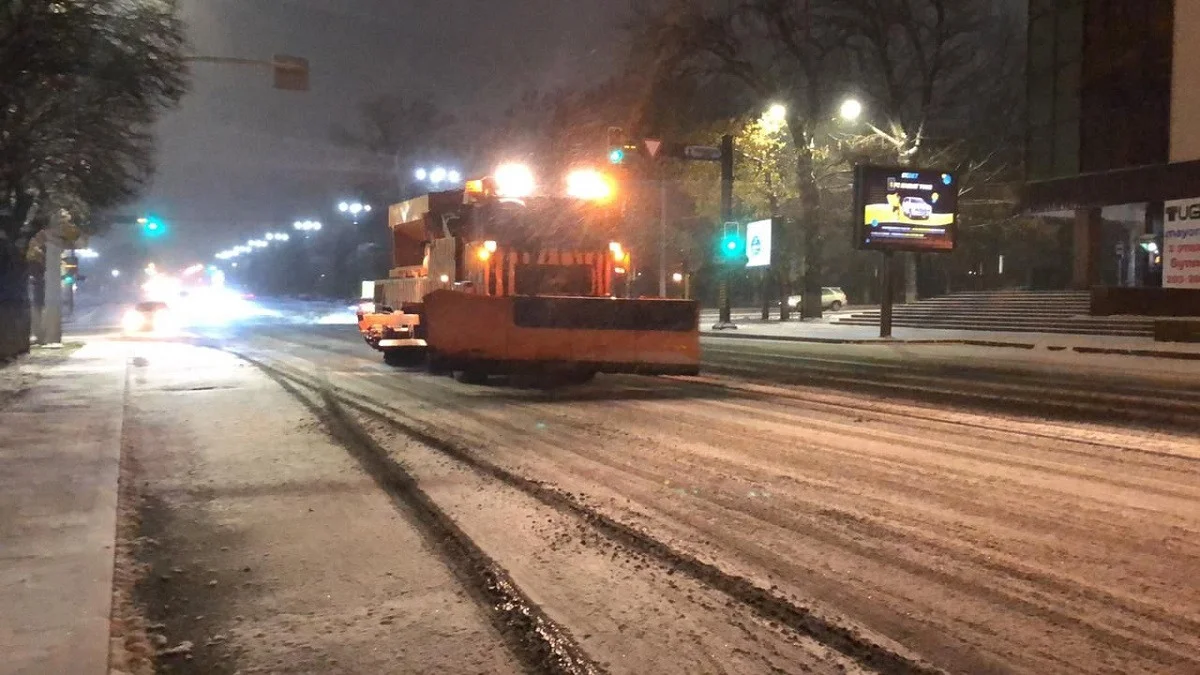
[139, 216, 166, 237]
[720, 233, 745, 259]
[608, 148, 625, 164]
[63, 275, 75, 286]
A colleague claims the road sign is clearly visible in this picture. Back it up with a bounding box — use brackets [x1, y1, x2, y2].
[684, 145, 722, 161]
[644, 139, 663, 158]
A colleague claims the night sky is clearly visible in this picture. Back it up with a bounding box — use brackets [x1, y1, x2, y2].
[113, 0, 634, 265]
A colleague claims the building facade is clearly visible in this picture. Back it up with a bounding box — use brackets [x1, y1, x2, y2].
[1024, 0, 1200, 294]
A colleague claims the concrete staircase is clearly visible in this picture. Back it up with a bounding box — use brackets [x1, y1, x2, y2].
[834, 291, 1155, 337]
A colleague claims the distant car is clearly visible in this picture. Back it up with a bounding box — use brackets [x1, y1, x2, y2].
[786, 287, 848, 312]
[900, 196, 932, 220]
[122, 301, 173, 334]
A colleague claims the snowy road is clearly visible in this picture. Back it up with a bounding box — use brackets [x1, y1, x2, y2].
[151, 324, 1200, 674]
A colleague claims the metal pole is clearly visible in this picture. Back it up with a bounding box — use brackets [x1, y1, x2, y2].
[761, 269, 770, 320]
[42, 213, 63, 345]
[717, 133, 735, 327]
[658, 177, 667, 297]
[880, 250, 894, 338]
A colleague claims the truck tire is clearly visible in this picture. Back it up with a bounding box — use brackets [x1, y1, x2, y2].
[455, 369, 488, 385]
[427, 351, 452, 375]
[383, 349, 423, 367]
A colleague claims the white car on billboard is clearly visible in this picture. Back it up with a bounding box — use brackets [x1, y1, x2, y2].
[900, 196, 932, 220]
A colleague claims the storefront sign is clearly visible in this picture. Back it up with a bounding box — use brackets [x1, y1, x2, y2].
[1163, 197, 1200, 288]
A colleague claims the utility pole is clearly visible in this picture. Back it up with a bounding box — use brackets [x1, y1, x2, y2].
[41, 211, 63, 345]
[717, 133, 735, 327]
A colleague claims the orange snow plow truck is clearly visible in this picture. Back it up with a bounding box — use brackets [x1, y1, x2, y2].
[356, 181, 700, 382]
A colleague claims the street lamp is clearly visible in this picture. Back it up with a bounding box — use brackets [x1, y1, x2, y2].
[838, 97, 905, 150]
[839, 98, 863, 122]
[111, 269, 121, 278]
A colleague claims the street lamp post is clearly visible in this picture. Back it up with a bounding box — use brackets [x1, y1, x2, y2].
[839, 97, 920, 333]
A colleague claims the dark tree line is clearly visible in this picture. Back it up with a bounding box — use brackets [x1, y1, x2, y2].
[0, 0, 187, 357]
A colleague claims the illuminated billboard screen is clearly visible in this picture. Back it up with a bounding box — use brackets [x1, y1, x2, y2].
[853, 165, 958, 252]
[745, 218, 773, 268]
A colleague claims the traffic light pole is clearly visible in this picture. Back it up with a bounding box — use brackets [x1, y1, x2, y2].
[658, 175, 668, 298]
[41, 214, 63, 345]
[715, 134, 736, 329]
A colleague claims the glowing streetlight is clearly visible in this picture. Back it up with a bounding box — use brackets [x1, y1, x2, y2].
[839, 98, 863, 122]
[111, 269, 121, 278]
[414, 167, 428, 181]
[672, 272, 684, 283]
[766, 103, 787, 123]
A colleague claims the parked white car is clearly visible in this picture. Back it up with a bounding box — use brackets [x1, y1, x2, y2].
[786, 287, 848, 312]
[900, 196, 933, 220]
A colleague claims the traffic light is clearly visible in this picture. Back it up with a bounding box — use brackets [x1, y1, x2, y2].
[138, 215, 166, 238]
[61, 254, 79, 285]
[606, 127, 637, 165]
[718, 222, 746, 264]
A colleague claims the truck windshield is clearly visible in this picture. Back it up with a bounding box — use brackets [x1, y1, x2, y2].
[514, 264, 593, 296]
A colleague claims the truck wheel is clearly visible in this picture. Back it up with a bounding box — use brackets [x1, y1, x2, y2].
[383, 349, 424, 367]
[565, 369, 596, 385]
[455, 369, 488, 385]
[427, 352, 452, 375]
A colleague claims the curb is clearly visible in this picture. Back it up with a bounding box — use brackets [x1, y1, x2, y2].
[701, 331, 1037, 350]
[701, 331, 1200, 360]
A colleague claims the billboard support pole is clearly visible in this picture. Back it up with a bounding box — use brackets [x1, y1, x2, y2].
[880, 250, 894, 338]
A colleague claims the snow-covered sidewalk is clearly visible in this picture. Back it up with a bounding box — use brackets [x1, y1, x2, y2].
[702, 316, 1200, 359]
[0, 341, 128, 675]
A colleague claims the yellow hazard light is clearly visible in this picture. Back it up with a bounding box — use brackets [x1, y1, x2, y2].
[494, 163, 535, 198]
[566, 168, 616, 201]
[465, 179, 485, 194]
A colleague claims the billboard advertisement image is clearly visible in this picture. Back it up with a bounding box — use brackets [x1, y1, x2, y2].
[745, 219, 773, 268]
[853, 166, 958, 252]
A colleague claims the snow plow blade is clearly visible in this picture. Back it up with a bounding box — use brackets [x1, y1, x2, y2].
[423, 290, 700, 376]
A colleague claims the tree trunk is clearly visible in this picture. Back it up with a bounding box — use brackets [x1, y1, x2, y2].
[795, 132, 823, 320]
[0, 241, 32, 360]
